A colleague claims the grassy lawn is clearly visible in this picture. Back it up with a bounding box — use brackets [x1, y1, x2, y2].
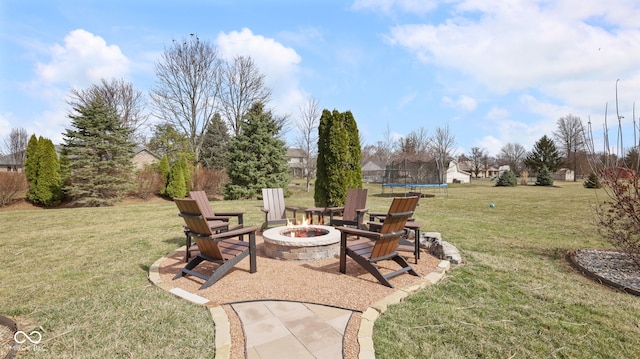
[1, 180, 638, 357]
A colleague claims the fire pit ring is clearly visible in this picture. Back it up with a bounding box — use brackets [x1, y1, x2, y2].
[262, 225, 340, 260]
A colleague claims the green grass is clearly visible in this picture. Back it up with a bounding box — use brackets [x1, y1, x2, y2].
[1, 180, 638, 358]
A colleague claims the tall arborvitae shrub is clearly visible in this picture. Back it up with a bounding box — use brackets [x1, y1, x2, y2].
[24, 134, 39, 187]
[344, 111, 363, 190]
[495, 170, 517, 187]
[157, 155, 170, 195]
[314, 109, 362, 207]
[25, 136, 62, 206]
[165, 161, 187, 198]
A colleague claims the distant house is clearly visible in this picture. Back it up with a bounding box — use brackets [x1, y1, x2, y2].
[362, 161, 385, 183]
[446, 160, 471, 183]
[553, 168, 575, 181]
[0, 151, 24, 172]
[132, 147, 161, 170]
[458, 160, 499, 179]
[286, 148, 307, 178]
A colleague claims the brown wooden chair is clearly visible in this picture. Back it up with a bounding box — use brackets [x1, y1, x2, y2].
[367, 194, 422, 263]
[328, 188, 368, 228]
[177, 191, 243, 262]
[173, 198, 258, 290]
[336, 196, 419, 288]
[260, 188, 300, 231]
[189, 191, 244, 226]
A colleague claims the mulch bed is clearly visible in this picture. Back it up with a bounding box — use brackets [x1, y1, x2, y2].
[567, 249, 640, 296]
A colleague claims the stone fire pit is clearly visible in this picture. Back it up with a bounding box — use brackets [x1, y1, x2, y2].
[262, 225, 340, 260]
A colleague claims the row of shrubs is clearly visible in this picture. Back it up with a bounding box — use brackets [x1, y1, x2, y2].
[0, 166, 229, 208]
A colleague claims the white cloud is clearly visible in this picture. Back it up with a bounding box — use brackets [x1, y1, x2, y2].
[216, 28, 304, 117]
[442, 95, 476, 112]
[386, 1, 640, 111]
[36, 29, 129, 87]
[352, 0, 438, 15]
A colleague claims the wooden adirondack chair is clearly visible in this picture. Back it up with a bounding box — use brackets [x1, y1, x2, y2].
[328, 188, 368, 228]
[189, 191, 244, 226]
[336, 196, 419, 288]
[260, 188, 300, 231]
[173, 198, 258, 290]
[177, 191, 243, 262]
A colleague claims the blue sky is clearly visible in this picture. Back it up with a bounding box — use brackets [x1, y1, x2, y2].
[2, 0, 640, 157]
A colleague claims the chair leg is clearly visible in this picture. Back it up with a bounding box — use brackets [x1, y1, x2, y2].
[339, 232, 348, 274]
[185, 232, 192, 262]
[390, 255, 419, 277]
[199, 251, 250, 289]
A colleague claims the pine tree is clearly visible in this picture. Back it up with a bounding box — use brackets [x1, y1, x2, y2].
[583, 172, 602, 189]
[524, 135, 563, 174]
[535, 166, 554, 186]
[496, 170, 517, 187]
[200, 113, 230, 170]
[62, 98, 135, 206]
[223, 103, 289, 200]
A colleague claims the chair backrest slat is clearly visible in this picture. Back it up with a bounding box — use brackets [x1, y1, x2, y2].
[370, 196, 418, 259]
[174, 198, 223, 259]
[263, 188, 286, 221]
[342, 188, 368, 222]
[189, 191, 216, 218]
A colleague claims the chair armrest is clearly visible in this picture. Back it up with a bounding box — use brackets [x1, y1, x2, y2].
[214, 212, 244, 225]
[210, 225, 259, 241]
[336, 226, 383, 239]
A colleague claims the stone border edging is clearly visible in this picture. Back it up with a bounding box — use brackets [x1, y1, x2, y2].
[148, 248, 455, 359]
[356, 260, 451, 358]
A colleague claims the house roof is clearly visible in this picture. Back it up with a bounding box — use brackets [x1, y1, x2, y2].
[286, 148, 305, 158]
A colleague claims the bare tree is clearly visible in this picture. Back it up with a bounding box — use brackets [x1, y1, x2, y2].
[397, 127, 430, 162]
[430, 125, 456, 183]
[219, 55, 272, 136]
[3, 127, 28, 170]
[554, 114, 585, 181]
[294, 97, 321, 192]
[499, 142, 527, 174]
[69, 78, 148, 144]
[150, 34, 222, 163]
[469, 146, 487, 178]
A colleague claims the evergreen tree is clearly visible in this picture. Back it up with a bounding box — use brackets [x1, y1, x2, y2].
[524, 135, 563, 173]
[165, 161, 187, 198]
[157, 154, 170, 195]
[24, 134, 39, 186]
[34, 138, 62, 206]
[496, 170, 517, 187]
[344, 111, 363, 190]
[223, 103, 289, 200]
[25, 136, 62, 206]
[200, 113, 230, 170]
[535, 166, 554, 186]
[62, 98, 135, 206]
[583, 172, 602, 189]
[314, 109, 362, 207]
